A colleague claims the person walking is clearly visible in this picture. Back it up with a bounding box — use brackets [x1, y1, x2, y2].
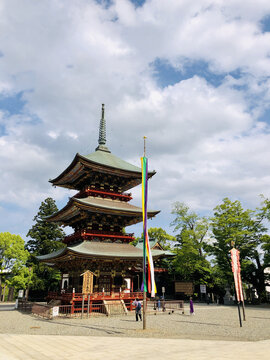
[189, 297, 195, 315]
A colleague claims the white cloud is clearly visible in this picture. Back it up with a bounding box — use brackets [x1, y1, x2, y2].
[0, 0, 270, 238]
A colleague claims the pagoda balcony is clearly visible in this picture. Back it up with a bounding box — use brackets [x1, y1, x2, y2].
[63, 230, 135, 244]
[47, 291, 144, 313]
[48, 290, 143, 302]
[74, 188, 132, 202]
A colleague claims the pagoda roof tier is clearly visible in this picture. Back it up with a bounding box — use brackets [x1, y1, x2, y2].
[46, 195, 160, 226]
[49, 150, 156, 191]
[37, 241, 173, 263]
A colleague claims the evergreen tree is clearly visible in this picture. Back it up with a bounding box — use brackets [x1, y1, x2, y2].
[26, 198, 65, 298]
[26, 197, 65, 255]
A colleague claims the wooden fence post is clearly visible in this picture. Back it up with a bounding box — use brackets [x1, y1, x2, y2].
[81, 295, 85, 319]
[87, 294, 90, 318]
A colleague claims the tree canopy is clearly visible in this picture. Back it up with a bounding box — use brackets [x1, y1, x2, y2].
[0, 232, 30, 291]
[209, 197, 270, 300]
[26, 197, 65, 255]
[0, 232, 29, 274]
[147, 227, 175, 249]
[168, 198, 270, 301]
[170, 202, 213, 289]
[26, 197, 65, 298]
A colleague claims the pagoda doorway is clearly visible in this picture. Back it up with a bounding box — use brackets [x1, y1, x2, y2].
[98, 275, 111, 293]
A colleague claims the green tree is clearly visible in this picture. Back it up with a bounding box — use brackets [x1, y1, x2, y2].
[209, 197, 270, 301]
[7, 266, 32, 290]
[170, 202, 213, 288]
[260, 197, 270, 267]
[148, 227, 176, 249]
[131, 227, 175, 248]
[26, 197, 65, 255]
[171, 202, 209, 257]
[0, 232, 30, 295]
[262, 235, 270, 267]
[29, 262, 62, 293]
[26, 198, 65, 298]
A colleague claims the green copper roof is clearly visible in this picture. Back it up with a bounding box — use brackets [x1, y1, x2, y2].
[37, 241, 168, 262]
[76, 196, 158, 215]
[36, 247, 67, 261]
[46, 195, 159, 227]
[135, 239, 159, 249]
[82, 103, 150, 174]
[50, 105, 156, 188]
[80, 150, 143, 174]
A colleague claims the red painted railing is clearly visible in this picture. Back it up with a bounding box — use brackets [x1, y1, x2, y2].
[75, 188, 132, 201]
[48, 291, 143, 302]
[63, 230, 135, 244]
[47, 291, 144, 314]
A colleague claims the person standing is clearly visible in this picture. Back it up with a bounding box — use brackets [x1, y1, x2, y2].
[157, 298, 161, 311]
[132, 298, 142, 321]
[189, 297, 195, 315]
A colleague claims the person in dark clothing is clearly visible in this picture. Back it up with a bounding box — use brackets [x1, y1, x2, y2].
[133, 298, 142, 321]
[157, 298, 161, 311]
[189, 297, 195, 315]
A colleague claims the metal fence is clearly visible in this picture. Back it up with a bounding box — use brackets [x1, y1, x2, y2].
[17, 299, 34, 313]
[22, 299, 185, 319]
[147, 300, 185, 313]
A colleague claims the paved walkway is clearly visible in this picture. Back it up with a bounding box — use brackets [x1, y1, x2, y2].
[0, 334, 269, 360]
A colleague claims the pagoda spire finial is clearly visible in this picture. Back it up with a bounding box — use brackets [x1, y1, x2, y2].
[95, 104, 110, 153]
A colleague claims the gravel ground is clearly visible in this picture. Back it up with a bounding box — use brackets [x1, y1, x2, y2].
[0, 303, 270, 342]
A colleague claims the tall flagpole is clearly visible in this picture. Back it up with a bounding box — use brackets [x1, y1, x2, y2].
[143, 136, 147, 330]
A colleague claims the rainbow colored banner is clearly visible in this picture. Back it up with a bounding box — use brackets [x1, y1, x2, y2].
[141, 156, 156, 298]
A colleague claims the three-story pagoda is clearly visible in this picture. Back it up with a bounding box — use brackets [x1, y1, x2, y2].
[38, 105, 169, 307]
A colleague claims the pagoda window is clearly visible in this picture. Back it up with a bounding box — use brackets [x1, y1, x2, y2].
[92, 223, 99, 231]
[104, 184, 110, 191]
[103, 224, 110, 232]
[63, 280, 68, 290]
[114, 275, 123, 286]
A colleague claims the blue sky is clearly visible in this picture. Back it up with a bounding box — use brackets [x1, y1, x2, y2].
[261, 15, 270, 32]
[152, 58, 231, 88]
[0, 91, 25, 114]
[1, 0, 270, 241]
